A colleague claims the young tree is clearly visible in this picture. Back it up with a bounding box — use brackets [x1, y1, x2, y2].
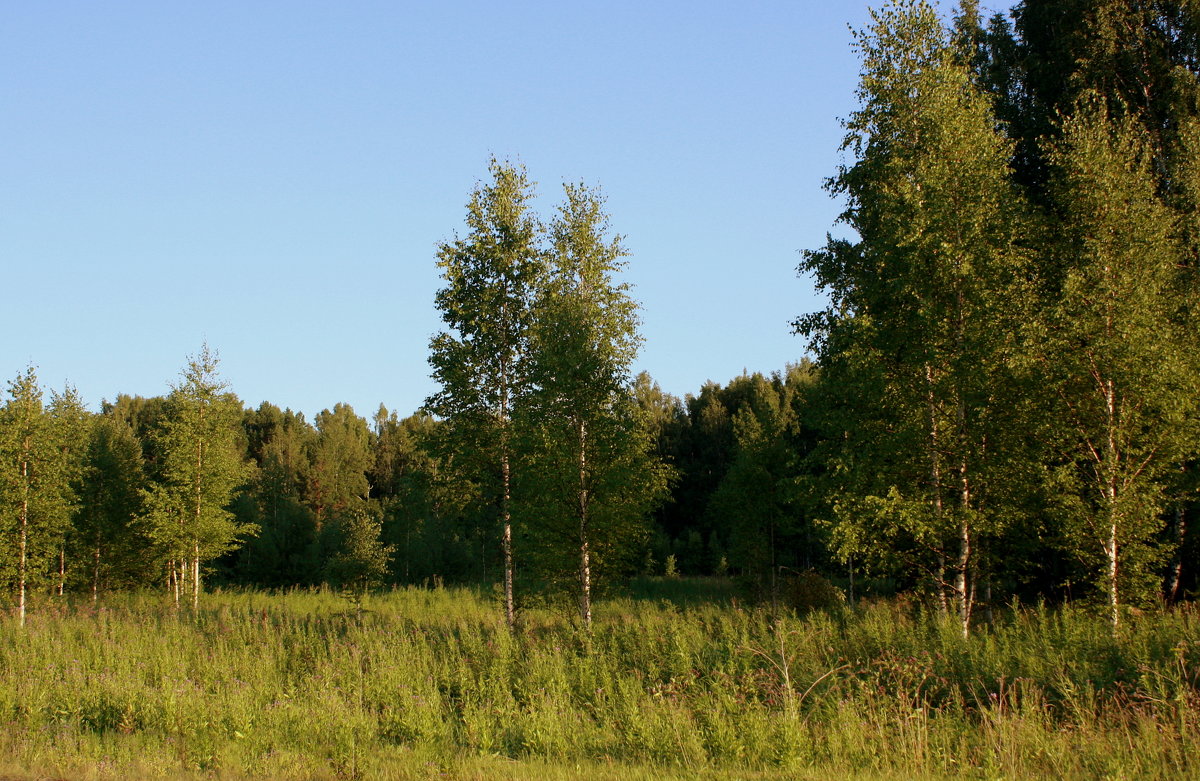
[427, 159, 544, 627]
[0, 368, 74, 625]
[323, 506, 395, 605]
[1044, 101, 1200, 627]
[519, 183, 668, 627]
[47, 385, 90, 596]
[141, 346, 252, 609]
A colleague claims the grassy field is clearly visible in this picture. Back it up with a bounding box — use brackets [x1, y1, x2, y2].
[0, 583, 1196, 779]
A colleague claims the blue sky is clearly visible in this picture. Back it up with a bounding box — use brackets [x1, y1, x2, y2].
[2, 1, 1014, 421]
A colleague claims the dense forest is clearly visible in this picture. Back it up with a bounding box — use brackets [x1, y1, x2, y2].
[3, 0, 1199, 635]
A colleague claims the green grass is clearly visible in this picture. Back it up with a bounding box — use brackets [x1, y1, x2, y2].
[0, 585, 1196, 779]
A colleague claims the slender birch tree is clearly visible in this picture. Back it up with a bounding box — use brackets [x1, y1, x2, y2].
[427, 159, 544, 627]
[0, 369, 60, 624]
[141, 346, 251, 609]
[519, 183, 667, 628]
[1044, 101, 1200, 628]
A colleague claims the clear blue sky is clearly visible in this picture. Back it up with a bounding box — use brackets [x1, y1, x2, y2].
[2, 1, 1014, 421]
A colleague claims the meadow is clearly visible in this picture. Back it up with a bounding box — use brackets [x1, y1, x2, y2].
[0, 582, 1196, 780]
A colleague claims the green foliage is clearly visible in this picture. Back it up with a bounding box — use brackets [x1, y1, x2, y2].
[426, 157, 543, 444]
[376, 412, 485, 586]
[139, 346, 253, 604]
[75, 414, 151, 595]
[706, 368, 821, 598]
[517, 182, 668, 621]
[323, 505, 395, 601]
[308, 403, 372, 527]
[1041, 100, 1200, 622]
[234, 403, 320, 587]
[7, 0, 1200, 658]
[984, 0, 1200, 195]
[785, 0, 1200, 620]
[427, 158, 545, 624]
[0, 367, 79, 618]
[799, 0, 1033, 632]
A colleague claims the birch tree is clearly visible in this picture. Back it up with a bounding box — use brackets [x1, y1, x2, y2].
[798, 0, 1032, 636]
[141, 346, 252, 609]
[1044, 101, 1200, 628]
[0, 368, 73, 625]
[519, 183, 667, 628]
[427, 159, 544, 627]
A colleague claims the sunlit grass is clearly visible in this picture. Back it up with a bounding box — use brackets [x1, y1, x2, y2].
[0, 584, 1195, 779]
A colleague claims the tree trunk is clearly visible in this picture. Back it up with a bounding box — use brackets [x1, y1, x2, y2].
[93, 540, 101, 604]
[578, 419, 591, 630]
[1104, 376, 1120, 631]
[501, 450, 515, 629]
[19, 457, 29, 628]
[957, 517, 972, 638]
[192, 542, 201, 611]
[848, 555, 855, 607]
[926, 364, 949, 614]
[498, 362, 516, 630]
[1166, 504, 1185, 603]
[579, 536, 592, 629]
[957, 444, 973, 639]
[1107, 516, 1119, 629]
[193, 432, 204, 612]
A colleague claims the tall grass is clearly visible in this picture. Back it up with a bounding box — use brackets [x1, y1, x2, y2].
[0, 585, 1195, 779]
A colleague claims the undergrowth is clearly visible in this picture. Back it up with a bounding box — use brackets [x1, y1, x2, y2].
[0, 585, 1195, 779]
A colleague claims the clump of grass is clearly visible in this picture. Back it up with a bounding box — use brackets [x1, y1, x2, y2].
[0, 586, 1195, 779]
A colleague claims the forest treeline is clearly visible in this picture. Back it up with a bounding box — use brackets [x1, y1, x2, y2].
[3, 0, 1200, 633]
